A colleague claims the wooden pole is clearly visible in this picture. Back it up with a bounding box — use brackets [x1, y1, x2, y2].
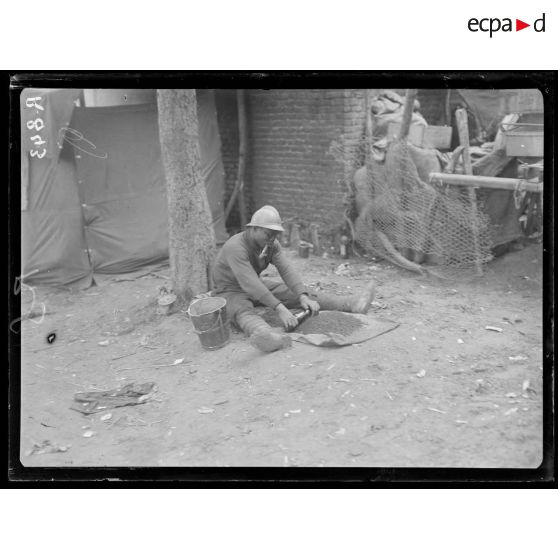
[444, 90, 451, 126]
[455, 90, 484, 141]
[236, 89, 247, 227]
[289, 223, 301, 249]
[364, 89, 373, 190]
[429, 173, 543, 193]
[395, 89, 419, 262]
[365, 89, 374, 147]
[223, 90, 248, 226]
[223, 179, 242, 222]
[455, 108, 483, 276]
[309, 223, 321, 255]
[397, 89, 418, 141]
[456, 109, 474, 176]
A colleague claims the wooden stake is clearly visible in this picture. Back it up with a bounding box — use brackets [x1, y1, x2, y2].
[236, 89, 247, 228]
[396, 89, 419, 261]
[224, 90, 248, 225]
[455, 90, 484, 142]
[309, 223, 321, 255]
[364, 89, 374, 197]
[289, 223, 301, 249]
[444, 90, 451, 127]
[397, 89, 418, 141]
[455, 108, 483, 277]
[223, 179, 243, 222]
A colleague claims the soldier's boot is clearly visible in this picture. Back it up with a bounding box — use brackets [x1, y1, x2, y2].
[316, 280, 377, 314]
[235, 312, 292, 353]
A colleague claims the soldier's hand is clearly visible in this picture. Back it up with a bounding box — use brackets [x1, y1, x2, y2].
[300, 294, 320, 316]
[276, 304, 298, 331]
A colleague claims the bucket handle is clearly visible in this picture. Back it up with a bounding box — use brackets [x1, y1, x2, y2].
[190, 307, 225, 335]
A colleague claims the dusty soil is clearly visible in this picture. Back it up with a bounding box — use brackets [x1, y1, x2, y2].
[18, 241, 544, 468]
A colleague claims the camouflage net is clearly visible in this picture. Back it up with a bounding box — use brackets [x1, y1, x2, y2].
[353, 140, 494, 280]
[326, 89, 499, 280]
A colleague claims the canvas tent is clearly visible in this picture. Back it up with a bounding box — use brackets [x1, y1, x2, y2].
[21, 88, 228, 288]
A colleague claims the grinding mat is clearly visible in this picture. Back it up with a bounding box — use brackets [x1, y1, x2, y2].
[259, 308, 400, 347]
[289, 311, 399, 347]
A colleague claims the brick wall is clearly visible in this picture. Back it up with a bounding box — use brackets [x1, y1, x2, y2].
[245, 89, 343, 233]
[244, 89, 369, 238]
[215, 89, 370, 242]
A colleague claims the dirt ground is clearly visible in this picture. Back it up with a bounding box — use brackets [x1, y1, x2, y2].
[18, 241, 544, 468]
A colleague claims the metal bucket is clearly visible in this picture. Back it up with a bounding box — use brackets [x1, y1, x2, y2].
[187, 297, 230, 350]
[298, 241, 313, 258]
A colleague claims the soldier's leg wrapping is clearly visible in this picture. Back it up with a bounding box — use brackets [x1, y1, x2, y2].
[219, 290, 291, 353]
[261, 278, 377, 314]
[312, 280, 377, 314]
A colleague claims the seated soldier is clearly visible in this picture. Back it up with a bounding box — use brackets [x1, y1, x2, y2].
[212, 205, 376, 352]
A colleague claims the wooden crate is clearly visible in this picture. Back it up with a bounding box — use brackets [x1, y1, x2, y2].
[504, 129, 544, 157]
[423, 126, 452, 150]
[387, 122, 425, 146]
[387, 123, 452, 150]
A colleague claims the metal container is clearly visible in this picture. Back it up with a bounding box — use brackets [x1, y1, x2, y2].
[157, 292, 177, 315]
[298, 241, 313, 258]
[187, 297, 230, 350]
[505, 129, 544, 157]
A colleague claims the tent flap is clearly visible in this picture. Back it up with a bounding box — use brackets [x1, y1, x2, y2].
[21, 152, 92, 287]
[21, 93, 228, 286]
[70, 104, 169, 276]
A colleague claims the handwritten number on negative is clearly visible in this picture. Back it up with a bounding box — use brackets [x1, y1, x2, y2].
[25, 97, 44, 111]
[30, 149, 46, 159]
[27, 118, 45, 131]
[30, 135, 46, 146]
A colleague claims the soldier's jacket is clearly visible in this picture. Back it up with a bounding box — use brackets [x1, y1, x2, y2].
[212, 231, 306, 309]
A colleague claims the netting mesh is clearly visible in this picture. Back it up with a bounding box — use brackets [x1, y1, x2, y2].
[352, 140, 494, 280]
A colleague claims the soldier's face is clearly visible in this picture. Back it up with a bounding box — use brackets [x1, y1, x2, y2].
[252, 227, 278, 248]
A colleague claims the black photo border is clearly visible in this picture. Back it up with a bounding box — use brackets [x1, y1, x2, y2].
[5, 70, 556, 486]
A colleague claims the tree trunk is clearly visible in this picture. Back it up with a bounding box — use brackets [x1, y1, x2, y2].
[157, 89, 216, 302]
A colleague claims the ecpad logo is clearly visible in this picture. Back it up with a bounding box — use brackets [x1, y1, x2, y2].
[468, 13, 546, 37]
